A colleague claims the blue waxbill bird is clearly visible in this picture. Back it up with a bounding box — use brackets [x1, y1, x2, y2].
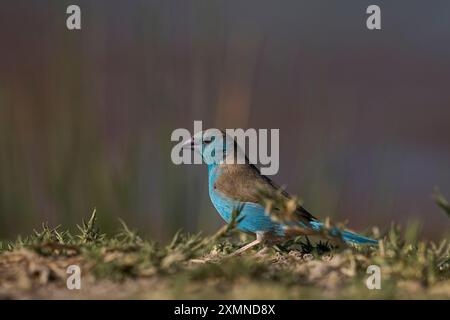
[183, 129, 378, 255]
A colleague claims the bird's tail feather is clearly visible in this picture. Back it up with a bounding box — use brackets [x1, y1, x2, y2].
[309, 221, 378, 245]
[340, 230, 378, 245]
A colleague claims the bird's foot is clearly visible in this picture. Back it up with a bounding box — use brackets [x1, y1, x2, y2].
[228, 238, 262, 257]
[189, 258, 211, 264]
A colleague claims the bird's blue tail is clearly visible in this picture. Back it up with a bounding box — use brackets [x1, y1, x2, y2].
[310, 221, 378, 245]
[340, 229, 378, 245]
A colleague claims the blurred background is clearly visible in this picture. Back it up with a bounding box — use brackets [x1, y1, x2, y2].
[0, 0, 449, 241]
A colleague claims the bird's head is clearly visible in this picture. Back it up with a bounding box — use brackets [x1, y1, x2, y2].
[182, 129, 240, 165]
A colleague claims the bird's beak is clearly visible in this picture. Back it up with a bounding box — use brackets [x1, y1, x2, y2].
[182, 137, 196, 149]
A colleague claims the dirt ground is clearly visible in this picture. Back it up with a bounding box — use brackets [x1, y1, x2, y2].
[1, 244, 449, 299]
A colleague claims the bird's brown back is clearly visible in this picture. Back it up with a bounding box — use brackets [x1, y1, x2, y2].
[214, 163, 316, 223]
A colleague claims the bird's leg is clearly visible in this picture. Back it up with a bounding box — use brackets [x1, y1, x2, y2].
[229, 239, 261, 257]
[229, 233, 264, 257]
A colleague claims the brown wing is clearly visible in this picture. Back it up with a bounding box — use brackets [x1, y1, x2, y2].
[214, 162, 317, 223]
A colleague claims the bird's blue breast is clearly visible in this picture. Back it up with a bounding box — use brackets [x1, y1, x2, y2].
[208, 164, 284, 235]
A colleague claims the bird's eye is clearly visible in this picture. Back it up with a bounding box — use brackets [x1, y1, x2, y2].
[204, 136, 215, 144]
